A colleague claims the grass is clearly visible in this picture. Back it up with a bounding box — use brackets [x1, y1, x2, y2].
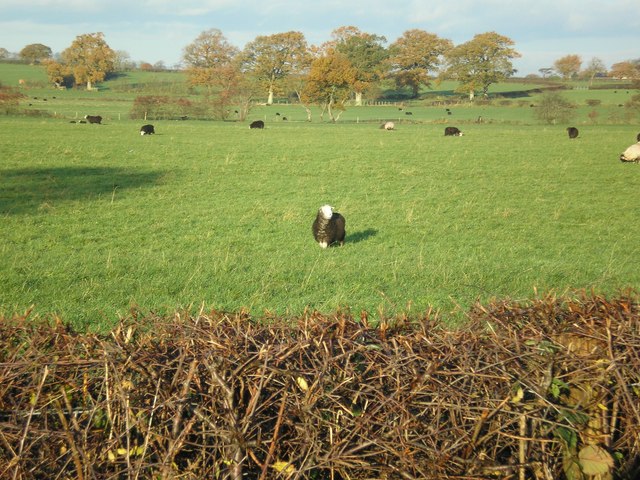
[1, 62, 639, 330]
[1, 113, 639, 331]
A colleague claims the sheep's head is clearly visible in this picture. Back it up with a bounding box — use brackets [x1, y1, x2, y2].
[319, 205, 333, 219]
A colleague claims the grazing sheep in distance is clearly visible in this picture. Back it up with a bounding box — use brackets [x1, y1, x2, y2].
[250, 120, 265, 129]
[84, 115, 102, 124]
[444, 126, 463, 136]
[620, 142, 640, 163]
[381, 121, 395, 130]
[567, 127, 579, 139]
[140, 124, 155, 135]
[312, 205, 346, 248]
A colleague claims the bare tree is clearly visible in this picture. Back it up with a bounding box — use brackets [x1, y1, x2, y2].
[582, 57, 607, 86]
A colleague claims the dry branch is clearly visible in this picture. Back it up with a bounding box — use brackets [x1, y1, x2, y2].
[1, 292, 639, 479]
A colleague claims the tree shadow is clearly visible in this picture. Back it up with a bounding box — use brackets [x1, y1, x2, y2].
[0, 166, 165, 215]
[348, 228, 378, 244]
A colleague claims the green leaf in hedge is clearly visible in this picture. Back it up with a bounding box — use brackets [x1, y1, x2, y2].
[554, 426, 578, 450]
[578, 444, 613, 475]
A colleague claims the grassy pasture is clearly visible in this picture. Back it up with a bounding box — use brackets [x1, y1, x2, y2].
[1, 115, 639, 331]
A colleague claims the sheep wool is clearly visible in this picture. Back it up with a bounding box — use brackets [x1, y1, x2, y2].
[620, 142, 640, 163]
[312, 205, 346, 248]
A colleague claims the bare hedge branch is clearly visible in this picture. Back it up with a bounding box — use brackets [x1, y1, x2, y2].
[1, 291, 639, 479]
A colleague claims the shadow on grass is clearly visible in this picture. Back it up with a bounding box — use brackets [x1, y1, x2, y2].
[0, 166, 165, 215]
[348, 228, 378, 244]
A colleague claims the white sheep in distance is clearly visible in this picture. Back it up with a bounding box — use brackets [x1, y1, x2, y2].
[312, 205, 346, 248]
[620, 142, 640, 163]
[380, 121, 395, 130]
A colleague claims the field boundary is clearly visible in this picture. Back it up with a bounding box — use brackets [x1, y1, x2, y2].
[2, 292, 638, 479]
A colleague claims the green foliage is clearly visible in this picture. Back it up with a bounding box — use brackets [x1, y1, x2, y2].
[444, 31, 520, 98]
[19, 43, 52, 64]
[534, 91, 576, 124]
[240, 31, 309, 104]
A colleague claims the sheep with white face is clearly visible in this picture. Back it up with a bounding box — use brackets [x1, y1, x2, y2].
[312, 205, 346, 248]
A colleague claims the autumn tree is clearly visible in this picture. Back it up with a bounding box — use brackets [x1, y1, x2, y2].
[554, 54, 582, 79]
[331, 26, 388, 105]
[287, 73, 314, 121]
[301, 49, 357, 122]
[19, 43, 52, 64]
[214, 63, 257, 120]
[239, 31, 309, 105]
[48, 33, 116, 90]
[444, 32, 520, 100]
[609, 61, 640, 80]
[183, 29, 239, 93]
[182, 29, 256, 120]
[387, 29, 451, 98]
[43, 59, 69, 87]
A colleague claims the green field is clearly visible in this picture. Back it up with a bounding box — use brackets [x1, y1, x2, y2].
[1, 64, 639, 330]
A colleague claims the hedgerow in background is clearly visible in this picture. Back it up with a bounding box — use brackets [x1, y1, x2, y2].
[0, 84, 24, 114]
[535, 91, 577, 124]
[129, 95, 205, 120]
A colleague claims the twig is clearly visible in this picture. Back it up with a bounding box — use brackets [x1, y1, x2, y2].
[519, 413, 527, 480]
[259, 391, 288, 480]
[54, 397, 84, 480]
[12, 365, 48, 480]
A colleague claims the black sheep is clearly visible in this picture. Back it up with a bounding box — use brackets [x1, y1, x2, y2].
[140, 124, 155, 135]
[312, 205, 346, 248]
[250, 120, 265, 129]
[444, 126, 463, 136]
[84, 115, 102, 124]
[567, 127, 579, 139]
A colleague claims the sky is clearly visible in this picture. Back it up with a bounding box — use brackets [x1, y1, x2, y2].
[0, 0, 638, 75]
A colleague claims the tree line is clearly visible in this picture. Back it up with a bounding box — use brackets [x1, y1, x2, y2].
[8, 27, 640, 121]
